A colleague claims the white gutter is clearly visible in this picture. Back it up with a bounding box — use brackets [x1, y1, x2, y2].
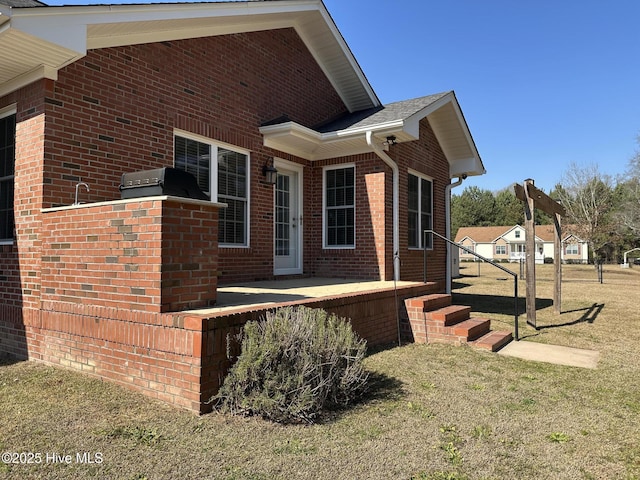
[366, 130, 400, 281]
[445, 175, 465, 293]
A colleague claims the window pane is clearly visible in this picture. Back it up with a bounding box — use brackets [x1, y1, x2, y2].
[325, 166, 355, 247]
[174, 136, 210, 193]
[422, 212, 432, 248]
[218, 148, 246, 198]
[408, 173, 433, 248]
[408, 211, 418, 248]
[408, 175, 418, 211]
[218, 197, 246, 244]
[421, 178, 432, 213]
[0, 113, 15, 240]
[218, 149, 248, 245]
[175, 135, 248, 246]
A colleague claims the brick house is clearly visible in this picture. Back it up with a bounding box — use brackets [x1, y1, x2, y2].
[0, 0, 485, 411]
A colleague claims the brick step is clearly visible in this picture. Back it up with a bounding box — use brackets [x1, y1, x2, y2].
[471, 330, 513, 352]
[426, 305, 471, 326]
[450, 317, 491, 341]
[405, 293, 452, 312]
[420, 293, 452, 312]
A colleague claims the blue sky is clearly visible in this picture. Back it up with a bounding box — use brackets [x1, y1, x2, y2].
[323, 0, 640, 193]
[44, 0, 640, 193]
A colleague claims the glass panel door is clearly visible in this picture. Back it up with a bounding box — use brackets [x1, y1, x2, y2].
[274, 165, 302, 274]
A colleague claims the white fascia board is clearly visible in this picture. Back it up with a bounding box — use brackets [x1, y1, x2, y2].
[0, 65, 58, 98]
[407, 91, 486, 177]
[449, 156, 486, 177]
[89, 3, 320, 48]
[260, 121, 323, 159]
[7, 1, 378, 112]
[404, 92, 455, 137]
[332, 120, 407, 140]
[0, 10, 10, 28]
[11, 15, 88, 55]
[296, 3, 380, 109]
[7, 2, 319, 54]
[261, 120, 407, 160]
[260, 121, 323, 144]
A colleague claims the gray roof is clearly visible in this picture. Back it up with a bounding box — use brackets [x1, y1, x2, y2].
[316, 92, 450, 133]
[0, 0, 46, 6]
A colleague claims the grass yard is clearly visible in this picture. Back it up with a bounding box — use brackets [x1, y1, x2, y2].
[1, 264, 639, 479]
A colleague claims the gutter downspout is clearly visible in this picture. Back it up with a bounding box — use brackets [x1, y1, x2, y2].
[445, 175, 466, 293]
[366, 131, 400, 281]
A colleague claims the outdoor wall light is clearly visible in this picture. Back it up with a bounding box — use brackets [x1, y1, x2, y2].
[262, 160, 278, 185]
[385, 135, 397, 146]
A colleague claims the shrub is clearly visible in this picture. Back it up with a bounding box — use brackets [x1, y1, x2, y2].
[213, 306, 370, 424]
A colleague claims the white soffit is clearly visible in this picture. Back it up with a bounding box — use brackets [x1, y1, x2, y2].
[422, 95, 485, 177]
[0, 0, 378, 111]
[260, 122, 378, 161]
[261, 93, 486, 178]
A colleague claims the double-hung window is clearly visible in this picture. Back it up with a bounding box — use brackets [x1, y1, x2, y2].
[566, 244, 579, 255]
[0, 108, 16, 243]
[174, 132, 249, 247]
[408, 172, 433, 249]
[495, 245, 507, 255]
[324, 165, 355, 248]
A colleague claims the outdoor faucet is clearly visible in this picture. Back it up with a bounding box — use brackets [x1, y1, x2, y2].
[74, 180, 90, 205]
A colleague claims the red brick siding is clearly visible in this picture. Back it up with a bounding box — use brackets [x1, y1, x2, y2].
[36, 302, 204, 411]
[40, 29, 347, 283]
[12, 81, 50, 310]
[0, 245, 20, 307]
[195, 282, 439, 412]
[306, 154, 393, 280]
[40, 197, 220, 312]
[0, 304, 27, 359]
[395, 119, 450, 286]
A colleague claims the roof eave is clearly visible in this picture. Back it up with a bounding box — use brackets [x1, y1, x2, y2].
[413, 91, 485, 178]
[0, 1, 379, 111]
[261, 92, 486, 178]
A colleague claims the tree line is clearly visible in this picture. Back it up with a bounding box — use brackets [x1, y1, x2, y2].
[451, 148, 640, 264]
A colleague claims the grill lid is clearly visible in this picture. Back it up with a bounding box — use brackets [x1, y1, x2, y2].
[120, 167, 209, 201]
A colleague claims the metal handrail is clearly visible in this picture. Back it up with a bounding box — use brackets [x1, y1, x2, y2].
[423, 229, 520, 341]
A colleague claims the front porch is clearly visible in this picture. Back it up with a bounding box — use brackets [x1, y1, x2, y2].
[191, 277, 427, 313]
[178, 277, 440, 412]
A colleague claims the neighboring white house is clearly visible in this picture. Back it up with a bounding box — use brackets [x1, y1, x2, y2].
[454, 225, 589, 264]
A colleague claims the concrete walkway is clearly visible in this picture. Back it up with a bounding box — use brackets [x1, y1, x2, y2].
[498, 341, 600, 369]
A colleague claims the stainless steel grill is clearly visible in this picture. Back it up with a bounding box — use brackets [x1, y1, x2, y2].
[120, 167, 209, 201]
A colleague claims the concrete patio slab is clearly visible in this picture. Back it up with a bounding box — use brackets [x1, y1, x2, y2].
[185, 278, 424, 314]
[498, 341, 600, 369]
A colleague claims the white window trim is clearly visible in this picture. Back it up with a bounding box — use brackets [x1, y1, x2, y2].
[566, 244, 579, 255]
[322, 163, 356, 249]
[408, 169, 434, 250]
[0, 105, 17, 245]
[173, 129, 251, 248]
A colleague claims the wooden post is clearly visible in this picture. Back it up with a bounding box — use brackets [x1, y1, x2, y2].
[553, 212, 562, 314]
[514, 179, 566, 328]
[523, 179, 537, 327]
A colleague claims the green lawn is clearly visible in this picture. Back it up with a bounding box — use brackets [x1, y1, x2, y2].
[1, 264, 639, 479]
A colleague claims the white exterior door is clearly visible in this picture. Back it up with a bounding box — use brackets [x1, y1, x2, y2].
[274, 161, 303, 275]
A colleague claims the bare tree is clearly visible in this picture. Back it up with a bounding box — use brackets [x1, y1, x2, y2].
[556, 162, 616, 261]
[616, 146, 640, 235]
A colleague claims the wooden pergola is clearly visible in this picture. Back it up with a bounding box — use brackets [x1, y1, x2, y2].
[514, 179, 566, 327]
